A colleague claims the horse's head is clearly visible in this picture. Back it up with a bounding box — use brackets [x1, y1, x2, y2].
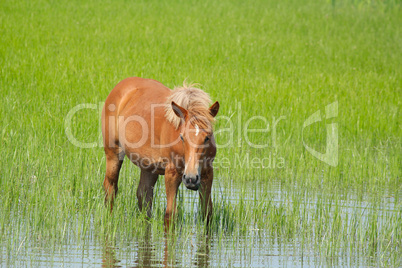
[171, 101, 220, 190]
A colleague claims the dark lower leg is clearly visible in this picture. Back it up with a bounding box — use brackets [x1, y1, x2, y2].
[137, 169, 158, 217]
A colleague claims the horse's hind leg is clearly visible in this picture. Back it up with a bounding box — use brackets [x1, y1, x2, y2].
[137, 169, 159, 218]
[103, 147, 124, 212]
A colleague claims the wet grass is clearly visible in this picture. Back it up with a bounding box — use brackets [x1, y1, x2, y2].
[0, 0, 401, 267]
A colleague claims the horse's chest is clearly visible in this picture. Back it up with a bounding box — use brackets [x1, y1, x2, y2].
[126, 152, 168, 175]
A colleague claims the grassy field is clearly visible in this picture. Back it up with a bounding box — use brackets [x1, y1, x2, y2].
[0, 0, 401, 266]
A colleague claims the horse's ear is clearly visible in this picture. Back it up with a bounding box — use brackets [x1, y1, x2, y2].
[209, 101, 220, 117]
[172, 101, 188, 119]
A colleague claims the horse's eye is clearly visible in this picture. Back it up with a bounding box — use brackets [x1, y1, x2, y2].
[204, 136, 210, 143]
[180, 134, 184, 141]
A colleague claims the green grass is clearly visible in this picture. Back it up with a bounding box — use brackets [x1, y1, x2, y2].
[0, 0, 401, 267]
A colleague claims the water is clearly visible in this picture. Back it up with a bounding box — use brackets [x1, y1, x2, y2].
[1, 179, 400, 267]
[2, 228, 381, 267]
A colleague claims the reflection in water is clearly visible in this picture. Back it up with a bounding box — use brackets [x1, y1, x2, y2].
[100, 224, 211, 267]
[194, 234, 210, 267]
[163, 229, 211, 268]
[102, 238, 121, 268]
[134, 225, 159, 268]
[102, 225, 211, 268]
[163, 233, 176, 268]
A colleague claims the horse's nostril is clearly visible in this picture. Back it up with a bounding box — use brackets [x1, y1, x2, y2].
[183, 175, 200, 186]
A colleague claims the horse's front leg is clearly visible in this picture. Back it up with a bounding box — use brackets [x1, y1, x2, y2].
[164, 164, 181, 230]
[199, 167, 213, 226]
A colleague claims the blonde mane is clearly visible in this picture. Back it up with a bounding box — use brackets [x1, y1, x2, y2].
[165, 83, 214, 130]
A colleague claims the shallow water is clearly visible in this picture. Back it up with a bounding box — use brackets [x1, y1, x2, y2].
[2, 229, 375, 267]
[1, 179, 400, 267]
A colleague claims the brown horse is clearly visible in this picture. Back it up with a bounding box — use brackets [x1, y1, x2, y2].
[101, 77, 219, 227]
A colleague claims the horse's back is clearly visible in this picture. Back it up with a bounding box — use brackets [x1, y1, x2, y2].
[106, 77, 169, 106]
[102, 77, 174, 163]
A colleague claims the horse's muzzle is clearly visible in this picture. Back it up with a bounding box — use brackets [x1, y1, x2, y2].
[182, 174, 200, 191]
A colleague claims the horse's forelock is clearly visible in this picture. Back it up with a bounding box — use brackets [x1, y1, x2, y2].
[165, 84, 214, 130]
